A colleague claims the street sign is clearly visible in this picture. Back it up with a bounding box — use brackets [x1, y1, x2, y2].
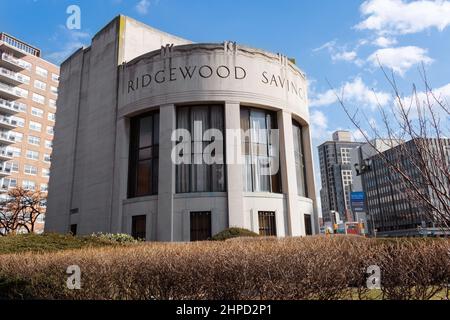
[351, 192, 366, 213]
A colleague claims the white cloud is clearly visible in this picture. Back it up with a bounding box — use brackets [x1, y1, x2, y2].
[368, 46, 433, 76]
[332, 50, 358, 62]
[314, 40, 363, 65]
[310, 110, 329, 140]
[309, 77, 390, 110]
[46, 26, 90, 64]
[136, 0, 151, 15]
[373, 36, 397, 47]
[356, 0, 450, 35]
[313, 40, 337, 52]
[404, 82, 450, 107]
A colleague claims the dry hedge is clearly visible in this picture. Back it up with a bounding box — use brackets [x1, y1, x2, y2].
[0, 236, 449, 300]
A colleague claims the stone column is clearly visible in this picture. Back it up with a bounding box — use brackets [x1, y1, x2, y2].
[110, 117, 130, 234]
[302, 125, 319, 234]
[278, 110, 304, 236]
[225, 101, 245, 228]
[157, 104, 176, 241]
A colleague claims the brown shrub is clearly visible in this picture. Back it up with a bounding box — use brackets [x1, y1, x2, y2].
[0, 236, 449, 300]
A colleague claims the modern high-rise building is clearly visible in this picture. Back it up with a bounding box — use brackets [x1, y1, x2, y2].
[318, 131, 363, 228]
[0, 33, 59, 232]
[354, 138, 450, 237]
[45, 16, 318, 241]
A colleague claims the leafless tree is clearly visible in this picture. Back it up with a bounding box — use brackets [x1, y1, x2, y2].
[0, 187, 46, 236]
[334, 63, 450, 229]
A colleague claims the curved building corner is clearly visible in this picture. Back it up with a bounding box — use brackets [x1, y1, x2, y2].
[45, 15, 318, 241]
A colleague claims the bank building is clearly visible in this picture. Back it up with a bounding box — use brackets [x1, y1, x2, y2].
[45, 16, 318, 241]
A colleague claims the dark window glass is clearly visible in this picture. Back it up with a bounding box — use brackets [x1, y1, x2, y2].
[241, 107, 281, 193]
[128, 112, 159, 197]
[70, 224, 77, 236]
[132, 215, 146, 240]
[190, 212, 212, 241]
[258, 211, 277, 236]
[292, 120, 308, 197]
[304, 214, 313, 235]
[176, 105, 225, 193]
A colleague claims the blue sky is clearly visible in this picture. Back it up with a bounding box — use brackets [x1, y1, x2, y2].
[1, 0, 450, 205]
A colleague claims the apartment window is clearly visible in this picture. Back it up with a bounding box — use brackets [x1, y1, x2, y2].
[46, 126, 54, 135]
[1, 178, 17, 189]
[51, 73, 59, 82]
[43, 154, 51, 162]
[32, 93, 45, 105]
[42, 168, 50, 178]
[17, 102, 27, 113]
[341, 148, 351, 164]
[131, 215, 146, 240]
[50, 86, 58, 95]
[29, 121, 42, 132]
[22, 180, 36, 190]
[241, 107, 281, 193]
[128, 111, 159, 198]
[34, 80, 46, 91]
[24, 164, 37, 175]
[190, 212, 212, 241]
[36, 66, 48, 78]
[7, 147, 21, 157]
[49, 99, 56, 109]
[175, 105, 225, 193]
[16, 87, 28, 98]
[11, 116, 24, 127]
[258, 211, 277, 236]
[28, 135, 40, 146]
[7, 162, 19, 173]
[293, 120, 308, 197]
[10, 132, 22, 142]
[304, 214, 313, 236]
[26, 150, 39, 160]
[48, 112, 55, 121]
[31, 107, 44, 118]
[18, 74, 30, 85]
[45, 140, 52, 149]
[40, 183, 48, 192]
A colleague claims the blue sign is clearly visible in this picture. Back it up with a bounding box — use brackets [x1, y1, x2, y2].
[351, 192, 366, 212]
[350, 192, 365, 201]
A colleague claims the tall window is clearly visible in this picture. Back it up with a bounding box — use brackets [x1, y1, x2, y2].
[258, 211, 277, 236]
[176, 105, 225, 193]
[292, 120, 308, 197]
[241, 107, 281, 193]
[190, 212, 212, 241]
[128, 112, 159, 198]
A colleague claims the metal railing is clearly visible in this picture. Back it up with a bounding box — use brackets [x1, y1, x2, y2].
[0, 98, 25, 112]
[1, 53, 31, 70]
[0, 67, 30, 84]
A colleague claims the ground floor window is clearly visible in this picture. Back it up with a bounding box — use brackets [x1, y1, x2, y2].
[304, 214, 313, 235]
[190, 211, 212, 241]
[258, 211, 277, 236]
[132, 215, 146, 240]
[70, 224, 77, 236]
